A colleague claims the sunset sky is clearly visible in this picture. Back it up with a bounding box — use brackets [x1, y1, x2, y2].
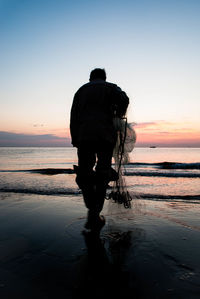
[1, 0, 200, 147]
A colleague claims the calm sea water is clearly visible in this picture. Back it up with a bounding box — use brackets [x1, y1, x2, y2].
[0, 147, 199, 201]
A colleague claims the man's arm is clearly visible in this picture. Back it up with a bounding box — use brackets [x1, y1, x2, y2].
[70, 92, 80, 147]
[112, 85, 129, 118]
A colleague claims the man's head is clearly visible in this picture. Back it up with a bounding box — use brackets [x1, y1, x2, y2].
[89, 68, 106, 81]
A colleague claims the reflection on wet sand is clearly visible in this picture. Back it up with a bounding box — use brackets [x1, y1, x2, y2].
[74, 230, 134, 299]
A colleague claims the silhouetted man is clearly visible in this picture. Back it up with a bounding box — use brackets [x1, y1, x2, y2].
[70, 68, 129, 233]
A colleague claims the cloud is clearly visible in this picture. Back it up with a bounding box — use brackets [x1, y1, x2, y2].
[133, 120, 200, 147]
[134, 122, 159, 128]
[0, 131, 72, 147]
[33, 124, 44, 127]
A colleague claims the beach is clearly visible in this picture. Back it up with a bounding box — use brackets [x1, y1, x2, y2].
[0, 147, 200, 298]
[0, 193, 200, 298]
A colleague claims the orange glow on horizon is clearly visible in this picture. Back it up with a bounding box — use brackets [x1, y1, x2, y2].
[0, 121, 199, 147]
[134, 121, 200, 146]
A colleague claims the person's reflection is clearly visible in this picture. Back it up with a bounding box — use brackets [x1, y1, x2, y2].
[74, 230, 132, 299]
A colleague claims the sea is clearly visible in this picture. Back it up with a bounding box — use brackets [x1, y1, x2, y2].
[0, 147, 200, 202]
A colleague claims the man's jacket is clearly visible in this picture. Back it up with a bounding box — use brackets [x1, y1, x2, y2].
[70, 79, 129, 147]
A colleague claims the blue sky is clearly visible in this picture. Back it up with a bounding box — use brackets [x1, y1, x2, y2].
[0, 0, 200, 146]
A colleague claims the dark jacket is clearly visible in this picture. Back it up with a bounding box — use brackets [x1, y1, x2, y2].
[70, 79, 129, 147]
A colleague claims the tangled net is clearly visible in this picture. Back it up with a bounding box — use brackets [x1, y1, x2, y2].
[108, 117, 136, 209]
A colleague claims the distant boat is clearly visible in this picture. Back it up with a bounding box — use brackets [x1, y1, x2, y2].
[150, 146, 157, 148]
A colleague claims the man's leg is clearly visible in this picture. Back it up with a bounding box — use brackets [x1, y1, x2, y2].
[77, 141, 114, 232]
[95, 142, 114, 213]
[77, 143, 105, 231]
[77, 143, 96, 211]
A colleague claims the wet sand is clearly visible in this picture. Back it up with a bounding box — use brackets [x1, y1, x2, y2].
[0, 193, 200, 298]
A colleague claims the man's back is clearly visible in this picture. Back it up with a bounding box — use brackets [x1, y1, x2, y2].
[70, 79, 129, 146]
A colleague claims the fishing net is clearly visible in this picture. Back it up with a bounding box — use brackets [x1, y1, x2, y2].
[108, 117, 136, 209]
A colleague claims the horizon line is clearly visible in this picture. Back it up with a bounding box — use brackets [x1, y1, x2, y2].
[0, 145, 200, 148]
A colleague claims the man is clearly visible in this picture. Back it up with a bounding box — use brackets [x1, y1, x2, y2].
[70, 68, 129, 233]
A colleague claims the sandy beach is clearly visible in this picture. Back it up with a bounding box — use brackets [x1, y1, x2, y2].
[0, 193, 200, 299]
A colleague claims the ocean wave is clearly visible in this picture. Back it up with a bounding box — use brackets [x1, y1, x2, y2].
[0, 188, 199, 201]
[0, 168, 75, 175]
[139, 193, 200, 201]
[1, 165, 200, 178]
[1, 161, 200, 174]
[124, 171, 200, 178]
[127, 162, 200, 169]
[0, 187, 81, 196]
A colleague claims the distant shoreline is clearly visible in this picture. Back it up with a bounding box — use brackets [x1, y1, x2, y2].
[0, 146, 200, 148]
